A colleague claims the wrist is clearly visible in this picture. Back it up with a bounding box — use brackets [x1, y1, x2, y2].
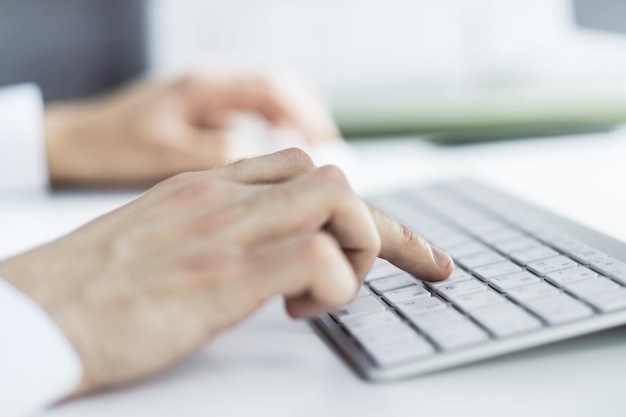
[44, 100, 105, 187]
[44, 104, 77, 186]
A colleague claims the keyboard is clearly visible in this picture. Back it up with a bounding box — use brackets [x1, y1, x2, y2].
[313, 180, 626, 381]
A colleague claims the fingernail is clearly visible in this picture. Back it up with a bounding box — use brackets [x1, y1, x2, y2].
[431, 246, 452, 268]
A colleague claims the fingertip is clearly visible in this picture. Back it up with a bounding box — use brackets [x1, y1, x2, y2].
[430, 246, 454, 280]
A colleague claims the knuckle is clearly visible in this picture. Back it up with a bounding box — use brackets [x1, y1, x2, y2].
[166, 178, 225, 204]
[399, 223, 428, 249]
[279, 148, 315, 173]
[163, 171, 197, 187]
[301, 234, 337, 265]
[314, 165, 349, 186]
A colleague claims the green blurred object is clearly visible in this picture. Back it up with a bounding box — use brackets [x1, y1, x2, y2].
[333, 86, 626, 143]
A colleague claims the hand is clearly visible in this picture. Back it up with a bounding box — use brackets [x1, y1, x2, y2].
[44, 70, 340, 188]
[0, 149, 452, 396]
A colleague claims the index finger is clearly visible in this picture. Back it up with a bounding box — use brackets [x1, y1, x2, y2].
[367, 203, 453, 282]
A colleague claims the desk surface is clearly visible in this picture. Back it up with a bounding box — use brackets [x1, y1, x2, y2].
[3, 131, 626, 417]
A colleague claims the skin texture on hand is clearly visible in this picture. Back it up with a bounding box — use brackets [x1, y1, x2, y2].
[0, 149, 452, 397]
[45, 71, 341, 188]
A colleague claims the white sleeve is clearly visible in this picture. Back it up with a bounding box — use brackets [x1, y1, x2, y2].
[0, 278, 82, 417]
[0, 84, 49, 194]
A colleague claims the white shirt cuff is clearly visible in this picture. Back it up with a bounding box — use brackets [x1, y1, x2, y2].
[0, 84, 49, 195]
[0, 278, 82, 417]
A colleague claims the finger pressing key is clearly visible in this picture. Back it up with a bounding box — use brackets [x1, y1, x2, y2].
[366, 203, 453, 282]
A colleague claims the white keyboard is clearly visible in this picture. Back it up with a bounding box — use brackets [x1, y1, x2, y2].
[313, 180, 626, 381]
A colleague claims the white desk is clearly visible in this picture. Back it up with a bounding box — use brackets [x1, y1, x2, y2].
[3, 131, 626, 417]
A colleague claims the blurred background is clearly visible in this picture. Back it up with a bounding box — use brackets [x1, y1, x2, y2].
[148, 0, 626, 141]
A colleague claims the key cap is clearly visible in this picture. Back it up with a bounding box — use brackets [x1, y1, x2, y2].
[457, 251, 505, 270]
[366, 336, 435, 367]
[367, 261, 403, 281]
[583, 289, 626, 313]
[396, 297, 447, 316]
[473, 261, 523, 281]
[453, 290, 506, 311]
[532, 227, 568, 243]
[383, 285, 430, 305]
[509, 246, 559, 265]
[568, 247, 607, 265]
[525, 294, 594, 325]
[527, 256, 577, 276]
[342, 310, 401, 334]
[507, 282, 560, 303]
[547, 236, 587, 253]
[437, 279, 487, 300]
[465, 220, 506, 235]
[406, 308, 466, 331]
[489, 271, 540, 292]
[564, 276, 618, 299]
[481, 227, 526, 245]
[353, 323, 420, 348]
[469, 302, 542, 337]
[429, 232, 472, 249]
[425, 268, 472, 289]
[331, 296, 386, 321]
[423, 319, 489, 350]
[369, 274, 417, 294]
[356, 286, 370, 298]
[447, 241, 490, 259]
[494, 237, 542, 254]
[546, 267, 597, 287]
[591, 258, 626, 285]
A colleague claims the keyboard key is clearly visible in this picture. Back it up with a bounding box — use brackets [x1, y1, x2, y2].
[507, 282, 560, 303]
[473, 261, 523, 281]
[353, 323, 420, 348]
[356, 286, 370, 298]
[424, 319, 489, 350]
[407, 308, 466, 331]
[465, 220, 506, 235]
[425, 268, 472, 289]
[457, 251, 505, 270]
[429, 232, 472, 249]
[525, 294, 594, 325]
[453, 290, 506, 311]
[583, 289, 626, 313]
[509, 246, 559, 265]
[396, 297, 447, 316]
[568, 247, 607, 265]
[480, 227, 526, 245]
[527, 256, 578, 276]
[437, 280, 488, 300]
[489, 271, 540, 292]
[366, 336, 435, 367]
[383, 285, 430, 305]
[447, 242, 490, 259]
[591, 258, 626, 285]
[366, 261, 403, 281]
[494, 237, 542, 254]
[470, 302, 542, 337]
[547, 236, 587, 253]
[546, 267, 597, 287]
[564, 276, 618, 299]
[369, 274, 417, 294]
[331, 296, 386, 321]
[342, 311, 401, 334]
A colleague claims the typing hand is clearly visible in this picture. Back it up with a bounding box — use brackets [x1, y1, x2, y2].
[44, 69, 340, 188]
[0, 149, 451, 396]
